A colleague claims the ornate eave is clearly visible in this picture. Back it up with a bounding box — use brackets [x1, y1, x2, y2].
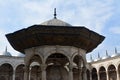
[6, 25, 105, 53]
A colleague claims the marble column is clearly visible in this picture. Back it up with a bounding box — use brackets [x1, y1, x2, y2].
[29, 66, 32, 80]
[24, 65, 29, 80]
[97, 72, 100, 80]
[90, 71, 92, 80]
[12, 69, 15, 80]
[78, 61, 82, 80]
[106, 71, 109, 80]
[116, 69, 119, 80]
[41, 64, 47, 80]
[69, 64, 73, 80]
[82, 67, 87, 80]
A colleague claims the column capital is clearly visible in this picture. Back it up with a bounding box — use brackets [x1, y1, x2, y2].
[68, 63, 74, 71]
[41, 64, 47, 71]
[82, 66, 87, 72]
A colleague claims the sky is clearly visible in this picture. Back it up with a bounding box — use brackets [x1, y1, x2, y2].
[0, 0, 120, 61]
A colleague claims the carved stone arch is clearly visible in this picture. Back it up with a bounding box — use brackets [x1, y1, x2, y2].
[15, 64, 25, 80]
[25, 53, 42, 66]
[73, 54, 85, 80]
[91, 67, 98, 80]
[0, 63, 13, 80]
[97, 65, 106, 72]
[99, 66, 107, 80]
[73, 54, 85, 67]
[106, 63, 116, 70]
[44, 49, 70, 63]
[14, 63, 25, 72]
[34, 47, 44, 63]
[45, 53, 70, 63]
[116, 61, 120, 69]
[0, 61, 14, 68]
[24, 50, 35, 66]
[71, 51, 78, 62]
[108, 64, 117, 80]
[46, 53, 69, 80]
[29, 54, 42, 66]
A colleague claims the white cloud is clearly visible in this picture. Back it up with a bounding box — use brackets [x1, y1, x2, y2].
[109, 27, 120, 34]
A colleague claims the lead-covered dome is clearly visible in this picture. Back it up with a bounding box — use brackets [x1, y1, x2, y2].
[16, 53, 25, 57]
[41, 8, 71, 26]
[41, 18, 72, 26]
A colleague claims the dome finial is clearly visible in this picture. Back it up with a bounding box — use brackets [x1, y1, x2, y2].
[54, 8, 57, 19]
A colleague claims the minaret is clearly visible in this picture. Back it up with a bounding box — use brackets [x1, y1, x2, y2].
[111, 47, 118, 57]
[90, 54, 93, 62]
[106, 50, 109, 57]
[97, 52, 101, 60]
[5, 46, 7, 53]
[115, 47, 117, 54]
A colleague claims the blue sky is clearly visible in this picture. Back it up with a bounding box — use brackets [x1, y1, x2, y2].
[0, 0, 120, 60]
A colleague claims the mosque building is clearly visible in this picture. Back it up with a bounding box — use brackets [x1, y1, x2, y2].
[0, 9, 120, 80]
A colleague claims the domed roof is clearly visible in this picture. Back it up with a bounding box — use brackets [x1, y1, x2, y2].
[111, 47, 119, 57]
[102, 50, 110, 59]
[0, 47, 12, 56]
[41, 8, 71, 26]
[41, 18, 72, 26]
[16, 53, 25, 57]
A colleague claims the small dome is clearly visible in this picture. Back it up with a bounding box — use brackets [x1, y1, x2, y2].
[102, 50, 110, 59]
[111, 53, 118, 57]
[1, 51, 12, 56]
[102, 56, 110, 59]
[16, 53, 25, 57]
[41, 18, 72, 26]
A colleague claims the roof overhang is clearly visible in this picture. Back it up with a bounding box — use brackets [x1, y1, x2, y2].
[6, 25, 105, 53]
